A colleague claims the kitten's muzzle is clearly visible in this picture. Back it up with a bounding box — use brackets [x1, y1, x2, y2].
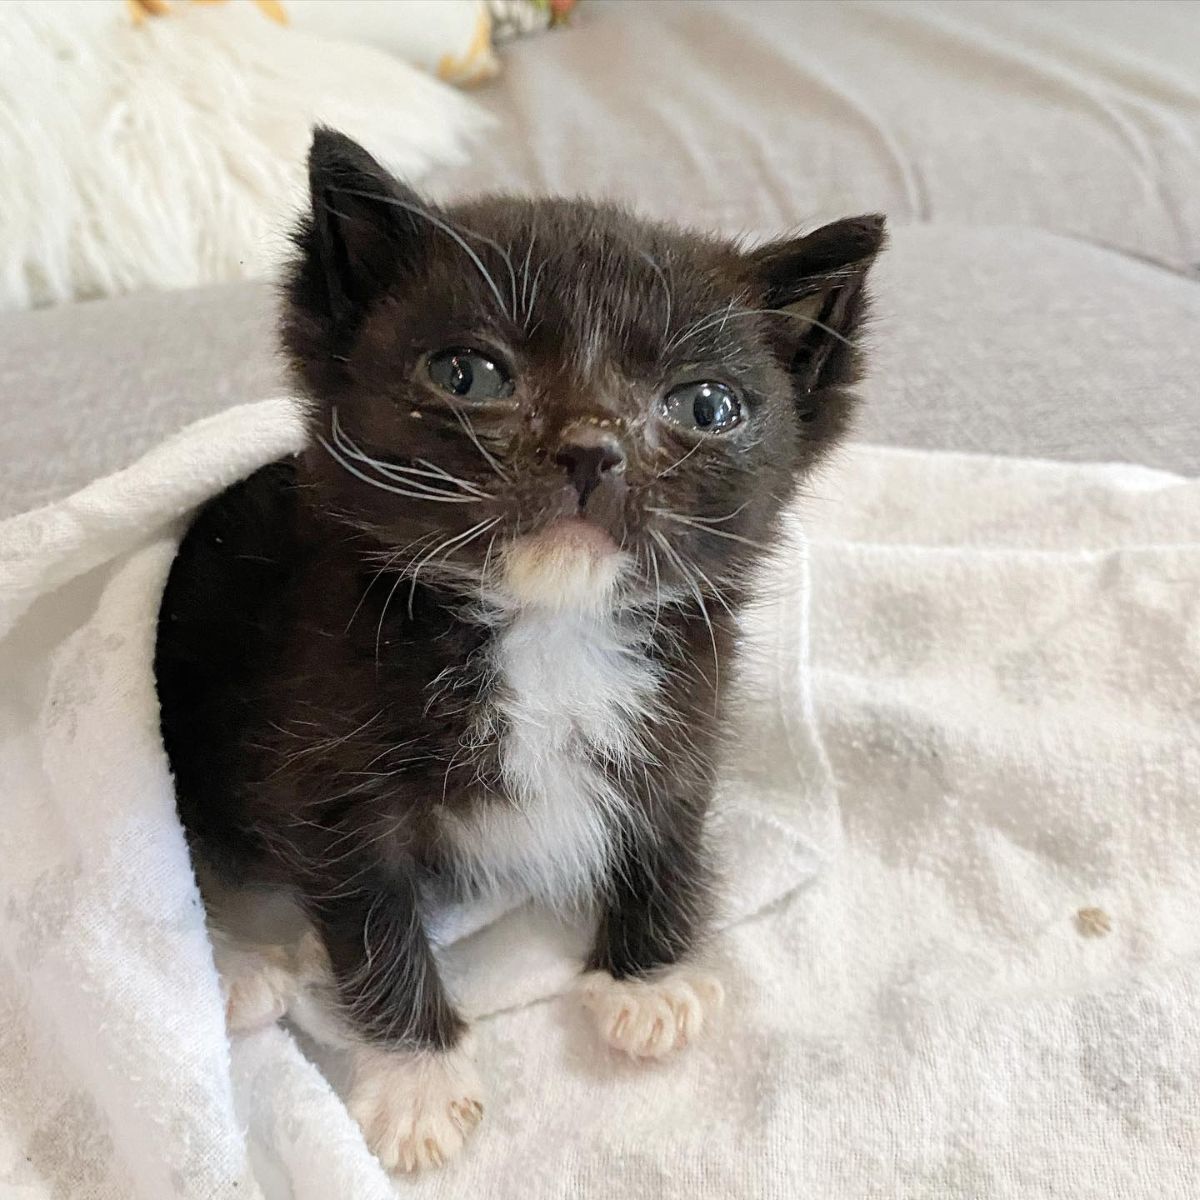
[554, 424, 626, 508]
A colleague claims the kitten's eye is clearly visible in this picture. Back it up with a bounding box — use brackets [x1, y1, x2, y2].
[660, 381, 744, 434]
[426, 348, 514, 402]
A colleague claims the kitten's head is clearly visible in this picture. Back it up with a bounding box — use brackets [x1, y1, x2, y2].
[284, 129, 884, 613]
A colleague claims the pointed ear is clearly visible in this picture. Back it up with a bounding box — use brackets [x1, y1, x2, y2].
[745, 214, 885, 398]
[288, 127, 425, 339]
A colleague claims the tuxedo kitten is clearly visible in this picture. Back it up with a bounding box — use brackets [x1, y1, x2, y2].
[155, 128, 883, 1172]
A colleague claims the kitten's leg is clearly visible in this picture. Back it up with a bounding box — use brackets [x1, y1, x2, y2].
[579, 830, 724, 1059]
[300, 863, 484, 1172]
[202, 871, 308, 1035]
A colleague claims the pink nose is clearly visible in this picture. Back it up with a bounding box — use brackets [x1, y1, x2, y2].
[555, 427, 625, 505]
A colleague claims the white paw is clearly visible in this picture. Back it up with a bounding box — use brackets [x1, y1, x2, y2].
[348, 1041, 484, 1172]
[214, 942, 297, 1035]
[577, 967, 725, 1059]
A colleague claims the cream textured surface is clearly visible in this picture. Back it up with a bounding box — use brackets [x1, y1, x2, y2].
[1, 398, 1197, 1198]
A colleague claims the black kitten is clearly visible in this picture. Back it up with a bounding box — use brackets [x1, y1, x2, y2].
[155, 128, 883, 1172]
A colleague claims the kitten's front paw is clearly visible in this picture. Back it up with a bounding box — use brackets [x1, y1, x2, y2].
[215, 943, 297, 1035]
[577, 967, 725, 1059]
[348, 1041, 484, 1172]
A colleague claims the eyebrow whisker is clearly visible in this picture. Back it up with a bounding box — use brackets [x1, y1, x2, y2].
[332, 188, 512, 318]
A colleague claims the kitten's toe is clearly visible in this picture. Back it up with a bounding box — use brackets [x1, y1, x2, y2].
[348, 1041, 484, 1173]
[577, 968, 725, 1059]
[215, 943, 296, 1035]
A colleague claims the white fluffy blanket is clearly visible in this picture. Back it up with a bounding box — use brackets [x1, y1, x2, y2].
[0, 2, 486, 310]
[1, 399, 1197, 1199]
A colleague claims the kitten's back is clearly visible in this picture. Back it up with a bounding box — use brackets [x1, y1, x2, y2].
[155, 459, 300, 874]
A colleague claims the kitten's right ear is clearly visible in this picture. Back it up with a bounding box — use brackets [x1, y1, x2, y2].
[290, 127, 424, 335]
[745, 214, 885, 396]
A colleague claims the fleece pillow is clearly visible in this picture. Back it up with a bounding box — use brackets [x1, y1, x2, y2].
[0, 1, 487, 310]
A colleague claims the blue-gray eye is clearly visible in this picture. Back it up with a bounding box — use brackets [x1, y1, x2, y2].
[660, 381, 744, 433]
[427, 348, 513, 401]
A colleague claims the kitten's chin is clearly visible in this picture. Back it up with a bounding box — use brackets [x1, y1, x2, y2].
[501, 518, 625, 613]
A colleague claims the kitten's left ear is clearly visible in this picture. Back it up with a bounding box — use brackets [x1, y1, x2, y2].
[745, 214, 886, 397]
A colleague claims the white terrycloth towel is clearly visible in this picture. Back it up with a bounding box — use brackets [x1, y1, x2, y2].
[1, 398, 1197, 1198]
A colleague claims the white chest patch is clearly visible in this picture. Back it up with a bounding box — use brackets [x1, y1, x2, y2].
[442, 604, 659, 909]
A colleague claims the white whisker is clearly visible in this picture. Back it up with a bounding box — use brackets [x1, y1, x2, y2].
[330, 409, 490, 501]
[650, 508, 771, 551]
[651, 528, 720, 695]
[411, 458, 491, 498]
[637, 249, 673, 343]
[344, 536, 436, 636]
[669, 302, 855, 354]
[446, 400, 511, 482]
[675, 500, 752, 526]
[654, 438, 705, 480]
[525, 258, 549, 330]
[646, 539, 664, 641]
[404, 516, 501, 618]
[317, 435, 481, 504]
[519, 230, 538, 321]
[374, 570, 409, 667]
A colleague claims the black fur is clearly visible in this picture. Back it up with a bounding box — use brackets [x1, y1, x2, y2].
[156, 128, 883, 1060]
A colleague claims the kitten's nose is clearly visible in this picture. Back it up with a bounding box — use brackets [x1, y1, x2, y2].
[555, 425, 626, 505]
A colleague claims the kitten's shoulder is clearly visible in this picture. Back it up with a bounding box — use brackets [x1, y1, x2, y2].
[156, 454, 303, 666]
[155, 457, 307, 873]
[181, 457, 301, 561]
[158, 457, 302, 641]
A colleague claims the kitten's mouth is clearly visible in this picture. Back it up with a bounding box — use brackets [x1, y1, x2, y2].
[501, 517, 623, 611]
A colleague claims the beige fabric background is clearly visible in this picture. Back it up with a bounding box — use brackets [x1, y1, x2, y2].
[435, 0, 1200, 269]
